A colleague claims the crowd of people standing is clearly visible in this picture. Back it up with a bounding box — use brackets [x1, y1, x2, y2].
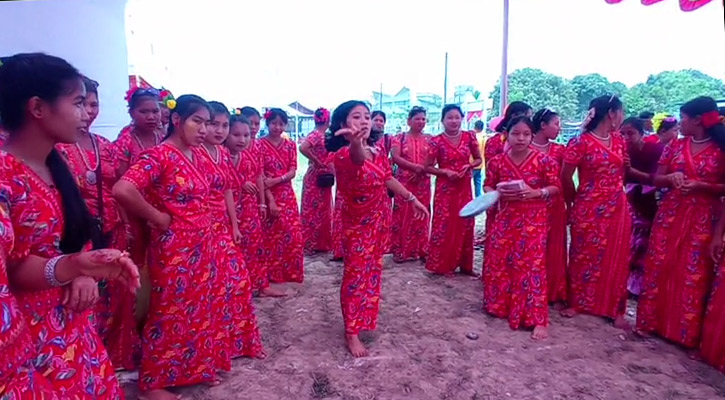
[1, 52, 725, 400]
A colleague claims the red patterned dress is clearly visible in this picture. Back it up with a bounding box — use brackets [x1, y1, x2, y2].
[426, 132, 477, 275]
[701, 258, 725, 372]
[232, 141, 268, 291]
[333, 145, 391, 334]
[0, 190, 58, 399]
[57, 135, 140, 371]
[112, 128, 157, 267]
[300, 130, 333, 253]
[260, 138, 304, 283]
[532, 142, 568, 303]
[391, 133, 431, 262]
[0, 151, 123, 399]
[331, 188, 345, 260]
[564, 133, 632, 319]
[636, 138, 725, 347]
[196, 145, 263, 361]
[121, 143, 218, 391]
[378, 138, 394, 254]
[483, 151, 559, 329]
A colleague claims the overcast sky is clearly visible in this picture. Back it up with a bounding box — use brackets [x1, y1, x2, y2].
[126, 0, 725, 109]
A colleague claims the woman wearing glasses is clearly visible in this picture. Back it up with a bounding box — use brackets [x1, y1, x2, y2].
[560, 95, 633, 329]
[637, 97, 725, 349]
[390, 106, 431, 263]
[530, 108, 568, 306]
[56, 76, 140, 371]
[425, 105, 482, 275]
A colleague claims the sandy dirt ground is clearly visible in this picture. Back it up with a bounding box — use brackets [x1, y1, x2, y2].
[122, 248, 725, 400]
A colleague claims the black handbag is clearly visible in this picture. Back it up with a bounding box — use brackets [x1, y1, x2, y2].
[316, 173, 335, 188]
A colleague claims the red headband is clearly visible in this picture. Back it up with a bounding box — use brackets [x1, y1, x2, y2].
[702, 111, 722, 129]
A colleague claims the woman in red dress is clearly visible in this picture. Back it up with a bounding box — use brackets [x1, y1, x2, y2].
[199, 102, 264, 363]
[372, 111, 394, 254]
[325, 101, 428, 357]
[636, 97, 725, 348]
[260, 108, 304, 283]
[530, 108, 567, 306]
[56, 76, 140, 371]
[0, 52, 140, 399]
[390, 106, 431, 263]
[643, 115, 678, 146]
[425, 105, 482, 275]
[620, 117, 665, 297]
[484, 116, 561, 340]
[300, 108, 333, 253]
[560, 95, 634, 329]
[483, 102, 532, 276]
[113, 87, 162, 329]
[0, 224, 57, 399]
[114, 95, 222, 400]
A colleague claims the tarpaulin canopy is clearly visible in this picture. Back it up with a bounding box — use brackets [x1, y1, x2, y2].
[603, 0, 714, 12]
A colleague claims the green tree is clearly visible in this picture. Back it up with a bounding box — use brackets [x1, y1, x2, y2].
[623, 70, 725, 116]
[570, 74, 627, 117]
[489, 68, 578, 120]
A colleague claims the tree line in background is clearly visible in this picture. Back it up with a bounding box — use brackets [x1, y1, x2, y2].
[488, 68, 725, 122]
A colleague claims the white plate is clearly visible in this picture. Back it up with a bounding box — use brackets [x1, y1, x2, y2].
[459, 191, 500, 218]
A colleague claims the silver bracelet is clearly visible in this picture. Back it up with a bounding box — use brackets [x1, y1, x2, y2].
[541, 188, 549, 199]
[44, 255, 69, 287]
[405, 193, 416, 202]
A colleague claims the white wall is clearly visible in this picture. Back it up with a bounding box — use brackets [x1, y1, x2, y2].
[0, 0, 129, 139]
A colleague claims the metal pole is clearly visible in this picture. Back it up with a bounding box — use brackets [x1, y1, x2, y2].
[443, 52, 449, 105]
[500, 0, 510, 114]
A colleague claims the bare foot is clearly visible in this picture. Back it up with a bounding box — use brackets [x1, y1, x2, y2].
[560, 308, 577, 318]
[259, 286, 287, 297]
[613, 315, 631, 331]
[633, 328, 652, 338]
[140, 389, 181, 400]
[531, 325, 549, 340]
[204, 378, 222, 387]
[551, 302, 566, 311]
[688, 349, 702, 360]
[345, 334, 369, 358]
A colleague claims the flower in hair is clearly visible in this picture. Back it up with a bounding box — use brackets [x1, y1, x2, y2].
[264, 108, 274, 120]
[159, 88, 175, 109]
[234, 108, 242, 115]
[314, 108, 330, 124]
[651, 112, 673, 133]
[124, 86, 140, 102]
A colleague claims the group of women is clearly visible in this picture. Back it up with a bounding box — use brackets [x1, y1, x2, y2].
[298, 94, 725, 372]
[2, 52, 725, 400]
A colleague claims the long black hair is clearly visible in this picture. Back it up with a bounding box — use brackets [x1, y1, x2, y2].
[164, 94, 210, 140]
[532, 108, 559, 133]
[0, 53, 95, 252]
[208, 101, 229, 119]
[620, 117, 646, 135]
[585, 95, 623, 132]
[325, 100, 380, 152]
[505, 116, 535, 134]
[681, 96, 725, 151]
[495, 101, 532, 132]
